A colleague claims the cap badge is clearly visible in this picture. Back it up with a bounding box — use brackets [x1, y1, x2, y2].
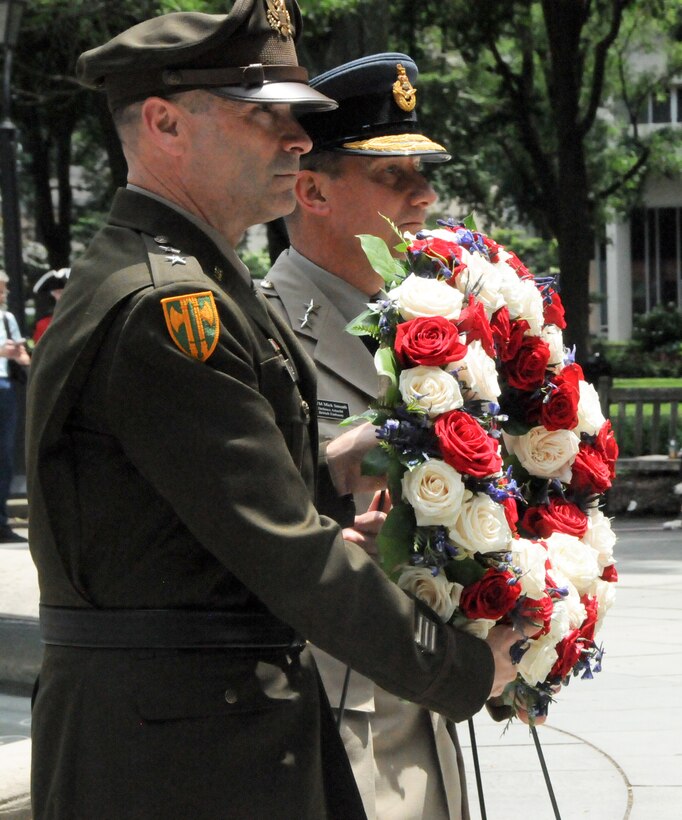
[266, 0, 294, 37]
[161, 291, 219, 362]
[392, 63, 417, 112]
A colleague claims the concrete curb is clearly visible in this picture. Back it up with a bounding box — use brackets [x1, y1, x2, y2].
[0, 618, 40, 689]
[0, 739, 32, 819]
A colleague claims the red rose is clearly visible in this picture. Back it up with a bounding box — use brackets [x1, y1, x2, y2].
[504, 250, 534, 281]
[541, 368, 581, 430]
[594, 420, 619, 479]
[433, 410, 503, 478]
[601, 564, 618, 583]
[570, 444, 612, 494]
[457, 295, 495, 357]
[579, 595, 599, 642]
[482, 235, 502, 262]
[491, 307, 512, 356]
[408, 235, 462, 264]
[521, 498, 588, 539]
[549, 629, 583, 680]
[394, 316, 467, 367]
[502, 496, 519, 533]
[459, 568, 521, 620]
[517, 595, 554, 638]
[502, 333, 551, 390]
[544, 290, 567, 329]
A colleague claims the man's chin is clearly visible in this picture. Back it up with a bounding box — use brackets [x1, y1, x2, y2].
[264, 189, 297, 221]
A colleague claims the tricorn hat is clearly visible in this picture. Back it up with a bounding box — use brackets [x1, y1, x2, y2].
[33, 268, 70, 294]
[299, 53, 450, 162]
[76, 0, 337, 113]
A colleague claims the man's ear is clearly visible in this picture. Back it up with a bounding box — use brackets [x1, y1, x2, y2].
[294, 171, 332, 216]
[140, 97, 185, 157]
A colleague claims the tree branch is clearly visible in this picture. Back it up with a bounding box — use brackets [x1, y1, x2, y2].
[579, 0, 633, 135]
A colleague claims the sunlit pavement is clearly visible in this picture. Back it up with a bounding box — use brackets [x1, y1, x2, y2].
[461, 517, 682, 820]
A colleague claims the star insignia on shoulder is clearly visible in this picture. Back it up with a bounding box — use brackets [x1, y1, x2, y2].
[166, 254, 187, 266]
[299, 298, 320, 329]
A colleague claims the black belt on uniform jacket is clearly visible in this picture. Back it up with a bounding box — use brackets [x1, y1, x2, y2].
[39, 605, 306, 651]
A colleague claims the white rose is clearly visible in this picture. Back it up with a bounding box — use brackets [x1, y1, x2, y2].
[547, 595, 572, 639]
[573, 381, 606, 436]
[401, 459, 465, 528]
[588, 578, 617, 631]
[546, 532, 601, 596]
[582, 509, 616, 569]
[511, 538, 548, 598]
[503, 426, 580, 483]
[550, 570, 587, 629]
[541, 324, 565, 370]
[449, 490, 512, 555]
[503, 275, 544, 336]
[456, 248, 505, 314]
[397, 567, 457, 623]
[391, 273, 463, 321]
[517, 631, 558, 686]
[453, 340, 501, 402]
[399, 366, 464, 417]
[459, 617, 497, 640]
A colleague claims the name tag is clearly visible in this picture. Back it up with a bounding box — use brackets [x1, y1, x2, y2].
[317, 400, 350, 421]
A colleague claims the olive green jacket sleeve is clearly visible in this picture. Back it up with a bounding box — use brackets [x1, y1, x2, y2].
[27, 190, 494, 723]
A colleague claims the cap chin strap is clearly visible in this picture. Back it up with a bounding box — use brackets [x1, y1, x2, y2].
[162, 63, 308, 89]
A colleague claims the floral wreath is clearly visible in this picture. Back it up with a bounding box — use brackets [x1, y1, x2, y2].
[347, 217, 619, 718]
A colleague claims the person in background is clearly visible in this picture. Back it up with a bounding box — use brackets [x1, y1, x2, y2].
[0, 270, 30, 543]
[32, 267, 70, 344]
[26, 3, 519, 818]
[263, 53, 477, 819]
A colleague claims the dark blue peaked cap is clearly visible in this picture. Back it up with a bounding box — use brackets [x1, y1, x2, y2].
[299, 52, 450, 162]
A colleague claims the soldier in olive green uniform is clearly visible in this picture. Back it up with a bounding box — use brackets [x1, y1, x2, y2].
[26, 3, 518, 818]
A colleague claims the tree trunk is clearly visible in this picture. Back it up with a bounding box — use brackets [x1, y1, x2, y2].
[543, 0, 593, 362]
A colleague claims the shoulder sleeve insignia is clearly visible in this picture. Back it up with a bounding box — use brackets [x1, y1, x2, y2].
[160, 291, 219, 362]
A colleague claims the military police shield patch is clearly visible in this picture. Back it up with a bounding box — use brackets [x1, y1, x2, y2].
[161, 291, 219, 362]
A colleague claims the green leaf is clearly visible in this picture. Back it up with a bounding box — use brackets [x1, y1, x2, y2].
[386, 454, 407, 502]
[462, 212, 478, 232]
[345, 309, 379, 336]
[374, 346, 400, 406]
[444, 556, 486, 586]
[502, 418, 533, 436]
[356, 234, 406, 284]
[377, 503, 415, 577]
[374, 346, 398, 387]
[338, 410, 382, 427]
[360, 445, 393, 476]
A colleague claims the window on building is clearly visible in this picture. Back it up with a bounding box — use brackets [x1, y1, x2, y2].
[651, 90, 672, 123]
[631, 207, 682, 316]
[643, 86, 681, 124]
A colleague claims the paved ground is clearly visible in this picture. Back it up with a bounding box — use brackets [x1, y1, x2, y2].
[1, 514, 681, 819]
[461, 517, 682, 819]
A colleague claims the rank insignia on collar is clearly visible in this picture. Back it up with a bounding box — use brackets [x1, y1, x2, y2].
[299, 298, 320, 329]
[161, 291, 219, 362]
[265, 0, 293, 37]
[392, 63, 417, 112]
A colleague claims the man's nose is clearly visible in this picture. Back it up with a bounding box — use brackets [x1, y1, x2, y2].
[283, 112, 313, 155]
[411, 174, 437, 208]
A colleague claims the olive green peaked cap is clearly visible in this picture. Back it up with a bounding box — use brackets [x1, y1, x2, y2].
[76, 0, 337, 113]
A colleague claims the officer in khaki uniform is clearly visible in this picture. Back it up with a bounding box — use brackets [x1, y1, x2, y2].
[27, 3, 519, 818]
[263, 55, 471, 819]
